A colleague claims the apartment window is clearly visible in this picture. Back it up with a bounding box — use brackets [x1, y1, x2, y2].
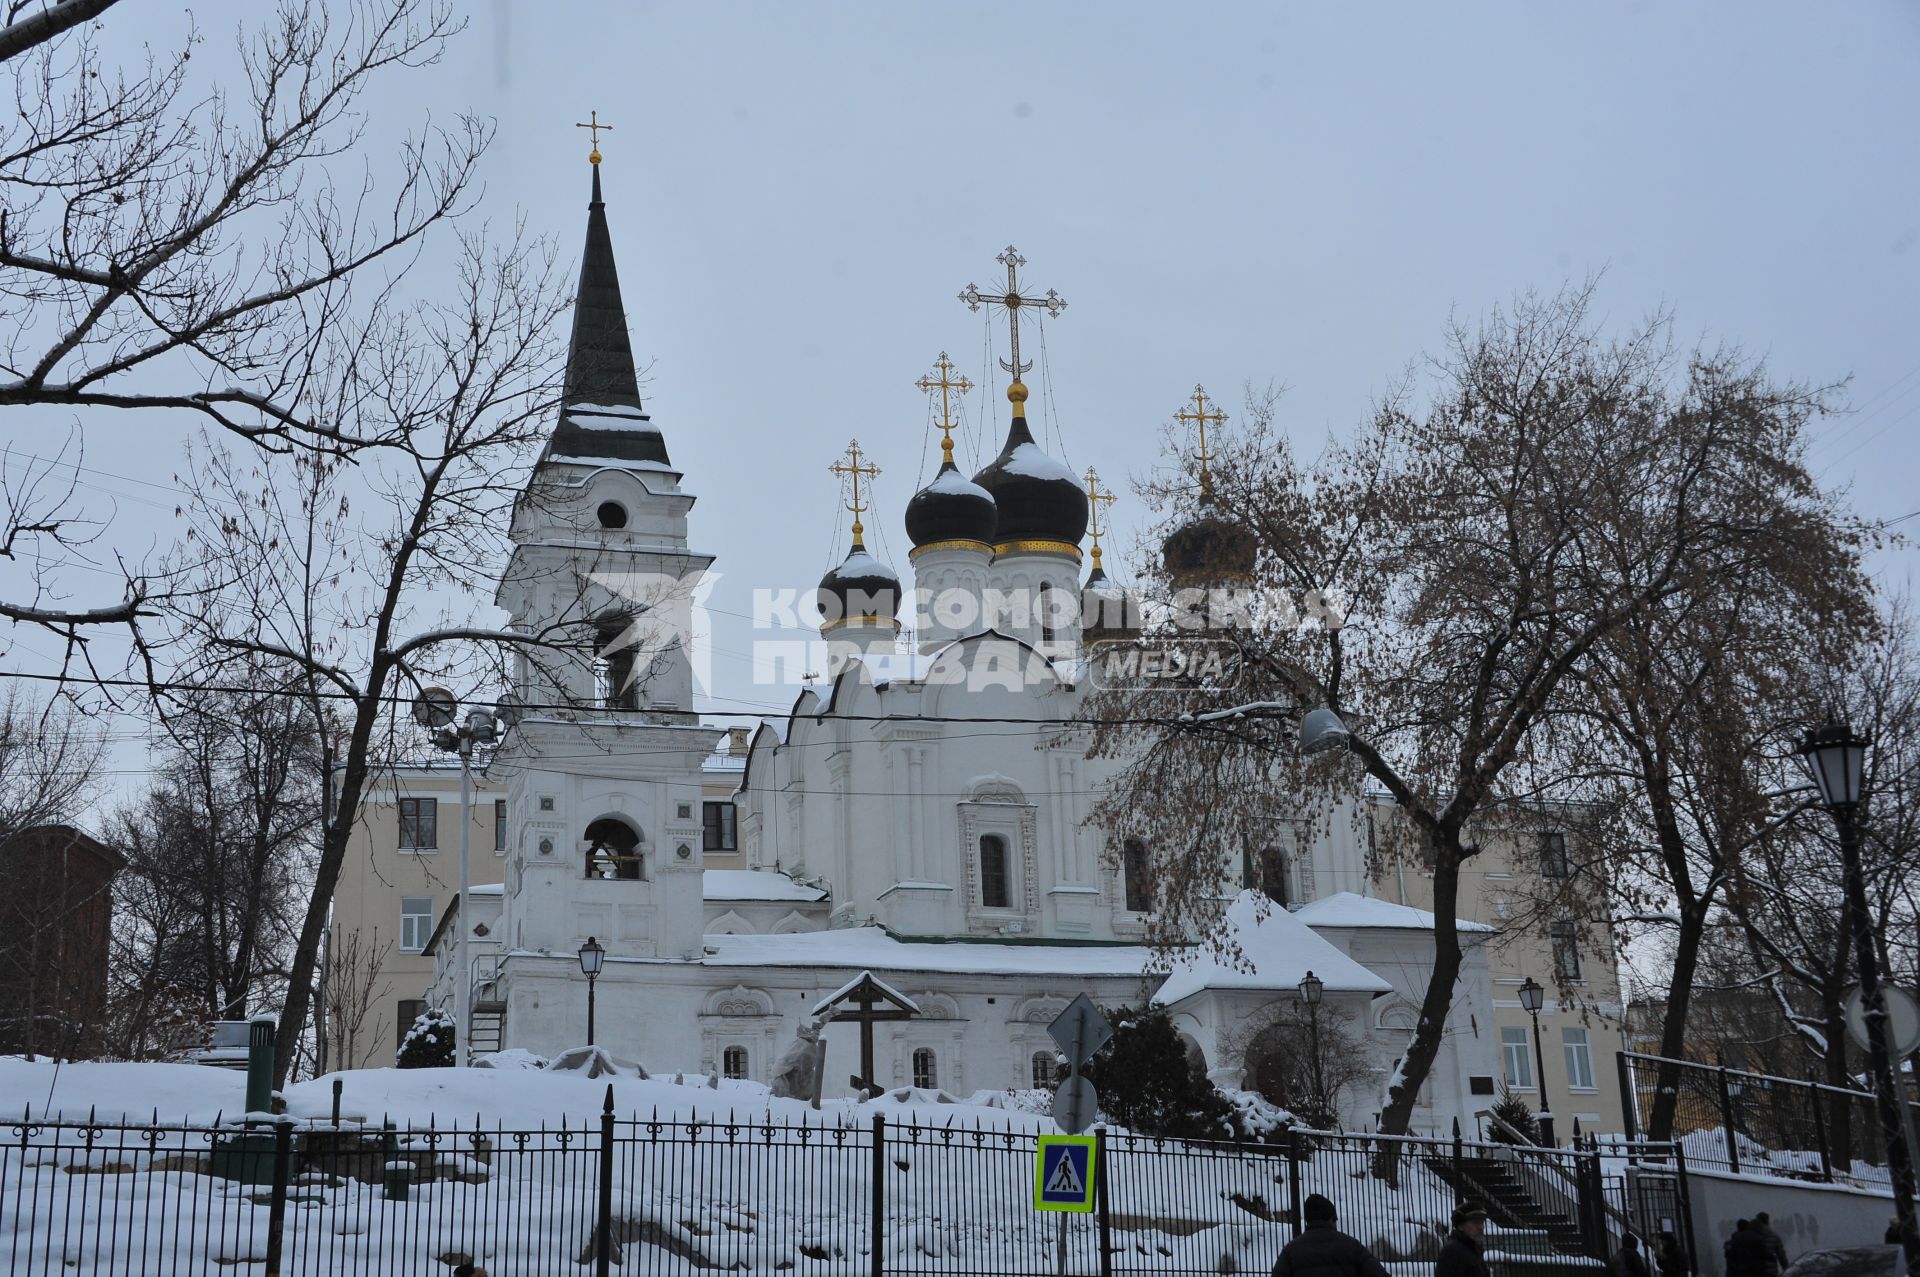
[722, 1046, 748, 1080]
[1563, 1027, 1595, 1090]
[400, 897, 434, 953]
[395, 998, 426, 1050]
[398, 797, 438, 851]
[494, 800, 507, 854]
[912, 1047, 938, 1090]
[703, 801, 737, 851]
[1540, 831, 1570, 878]
[980, 834, 1010, 909]
[1551, 919, 1583, 982]
[1031, 1050, 1058, 1090]
[1500, 1025, 1534, 1090]
[1122, 838, 1151, 913]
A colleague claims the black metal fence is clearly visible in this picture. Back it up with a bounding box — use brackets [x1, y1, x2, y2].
[0, 1096, 1689, 1276]
[1617, 1049, 1913, 1189]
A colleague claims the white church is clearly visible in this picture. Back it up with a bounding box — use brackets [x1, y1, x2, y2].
[424, 155, 1504, 1134]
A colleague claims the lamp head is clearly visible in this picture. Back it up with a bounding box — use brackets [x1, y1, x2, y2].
[1797, 715, 1869, 812]
[1298, 970, 1324, 1006]
[1518, 975, 1544, 1014]
[577, 935, 605, 978]
[412, 687, 457, 729]
[465, 709, 498, 744]
[1298, 706, 1351, 757]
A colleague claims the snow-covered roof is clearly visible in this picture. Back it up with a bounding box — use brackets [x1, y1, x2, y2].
[1150, 892, 1394, 1007]
[702, 869, 826, 903]
[812, 969, 919, 1017]
[469, 884, 504, 896]
[1293, 891, 1497, 934]
[703, 928, 1156, 980]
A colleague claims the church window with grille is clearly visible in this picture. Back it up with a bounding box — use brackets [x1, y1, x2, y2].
[1031, 1050, 1058, 1090]
[1122, 838, 1151, 913]
[912, 1047, 938, 1089]
[722, 1046, 748, 1080]
[1258, 846, 1289, 906]
[1039, 584, 1059, 646]
[979, 834, 1011, 909]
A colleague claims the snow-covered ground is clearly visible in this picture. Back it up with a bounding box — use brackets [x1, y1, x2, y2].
[0, 1056, 1538, 1275]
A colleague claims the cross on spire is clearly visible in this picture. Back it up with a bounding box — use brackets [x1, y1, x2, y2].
[575, 110, 613, 164]
[915, 352, 973, 466]
[959, 246, 1067, 400]
[1085, 467, 1117, 572]
[829, 439, 882, 550]
[1174, 384, 1228, 500]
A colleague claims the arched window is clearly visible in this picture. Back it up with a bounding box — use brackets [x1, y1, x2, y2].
[594, 617, 641, 710]
[1122, 838, 1151, 913]
[1031, 1050, 1058, 1090]
[584, 818, 643, 880]
[911, 1047, 937, 1090]
[1258, 847, 1289, 907]
[980, 834, 1011, 909]
[1038, 584, 1058, 646]
[722, 1046, 748, 1080]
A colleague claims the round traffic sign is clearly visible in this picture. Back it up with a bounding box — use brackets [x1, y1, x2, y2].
[1844, 985, 1920, 1058]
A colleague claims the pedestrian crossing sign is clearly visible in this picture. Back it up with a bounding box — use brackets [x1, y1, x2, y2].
[1033, 1135, 1097, 1212]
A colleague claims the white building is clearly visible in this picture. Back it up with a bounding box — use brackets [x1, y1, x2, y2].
[425, 155, 1509, 1134]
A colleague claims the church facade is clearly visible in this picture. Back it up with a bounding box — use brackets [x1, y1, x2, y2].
[420, 155, 1530, 1136]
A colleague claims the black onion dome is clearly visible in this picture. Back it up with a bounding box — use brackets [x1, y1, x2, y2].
[905, 460, 996, 548]
[971, 411, 1088, 550]
[816, 544, 902, 629]
[1161, 508, 1258, 586]
[1081, 564, 1144, 643]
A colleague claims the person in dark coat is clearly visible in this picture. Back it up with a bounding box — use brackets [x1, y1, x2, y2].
[1274, 1193, 1389, 1277]
[1610, 1233, 1652, 1277]
[1724, 1218, 1775, 1277]
[1655, 1230, 1686, 1277]
[1434, 1203, 1491, 1277]
[1750, 1212, 1789, 1273]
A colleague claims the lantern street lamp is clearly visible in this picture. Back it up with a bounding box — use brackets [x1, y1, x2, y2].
[1798, 717, 1918, 1276]
[1517, 976, 1555, 1147]
[1298, 970, 1326, 1117]
[578, 936, 605, 1047]
[414, 690, 500, 1068]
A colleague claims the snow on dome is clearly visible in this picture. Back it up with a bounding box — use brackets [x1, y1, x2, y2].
[1293, 891, 1499, 933]
[1150, 891, 1393, 1007]
[999, 441, 1080, 484]
[830, 548, 900, 585]
[924, 467, 993, 499]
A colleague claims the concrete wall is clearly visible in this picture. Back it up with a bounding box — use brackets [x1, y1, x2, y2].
[1686, 1166, 1896, 1275]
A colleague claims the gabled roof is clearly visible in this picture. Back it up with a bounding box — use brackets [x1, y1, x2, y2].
[1293, 891, 1498, 934]
[1151, 891, 1394, 1007]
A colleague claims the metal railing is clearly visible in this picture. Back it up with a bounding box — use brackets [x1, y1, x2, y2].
[0, 1096, 1689, 1276]
[1618, 1049, 1915, 1189]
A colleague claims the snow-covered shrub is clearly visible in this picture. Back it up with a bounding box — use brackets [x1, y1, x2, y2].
[396, 1007, 455, 1068]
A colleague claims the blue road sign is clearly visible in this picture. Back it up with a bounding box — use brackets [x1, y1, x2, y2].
[1033, 1134, 1097, 1212]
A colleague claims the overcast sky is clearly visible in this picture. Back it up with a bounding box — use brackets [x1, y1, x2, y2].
[9, 1, 1920, 791]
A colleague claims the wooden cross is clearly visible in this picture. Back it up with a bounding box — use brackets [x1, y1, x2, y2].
[959, 246, 1067, 385]
[1085, 467, 1117, 572]
[574, 110, 613, 164]
[1174, 384, 1228, 500]
[829, 439, 881, 550]
[815, 971, 917, 1098]
[915, 352, 973, 466]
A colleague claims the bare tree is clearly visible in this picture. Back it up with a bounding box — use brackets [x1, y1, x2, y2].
[1225, 1000, 1373, 1129]
[1, 0, 492, 644]
[1088, 284, 1848, 1169]
[319, 924, 390, 1076]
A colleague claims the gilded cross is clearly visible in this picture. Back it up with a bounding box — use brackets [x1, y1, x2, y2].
[575, 110, 613, 164]
[1174, 384, 1228, 500]
[915, 352, 973, 465]
[1085, 467, 1117, 572]
[829, 439, 882, 549]
[959, 246, 1067, 385]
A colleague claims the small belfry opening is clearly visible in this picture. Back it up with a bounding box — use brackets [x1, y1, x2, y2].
[593, 616, 642, 710]
[584, 817, 643, 880]
[596, 500, 627, 529]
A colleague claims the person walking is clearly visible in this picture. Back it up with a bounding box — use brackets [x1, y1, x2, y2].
[1274, 1193, 1389, 1277]
[1751, 1212, 1789, 1275]
[1656, 1230, 1686, 1277]
[1610, 1233, 1652, 1277]
[1435, 1204, 1491, 1277]
[1724, 1218, 1774, 1277]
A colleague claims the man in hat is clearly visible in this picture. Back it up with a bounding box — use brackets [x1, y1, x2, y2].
[1273, 1193, 1389, 1277]
[1435, 1203, 1491, 1277]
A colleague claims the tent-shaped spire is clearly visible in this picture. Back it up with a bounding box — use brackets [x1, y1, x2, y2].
[544, 162, 670, 468]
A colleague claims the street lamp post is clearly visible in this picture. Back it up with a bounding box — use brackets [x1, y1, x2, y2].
[1298, 970, 1326, 1116]
[1518, 976, 1555, 1147]
[578, 936, 605, 1047]
[1799, 717, 1919, 1275]
[414, 690, 498, 1069]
